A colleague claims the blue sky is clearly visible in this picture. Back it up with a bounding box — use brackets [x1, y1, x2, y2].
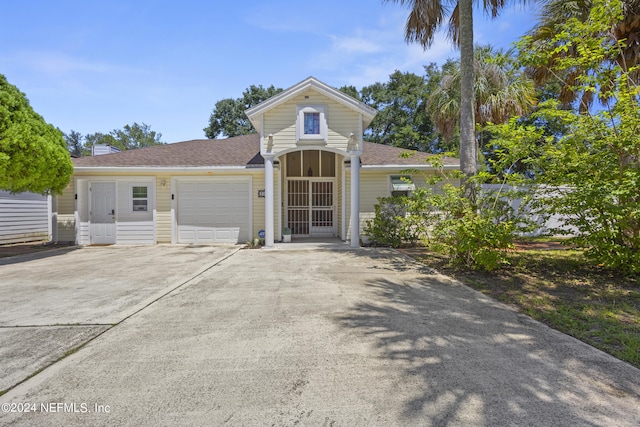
[1, 0, 538, 143]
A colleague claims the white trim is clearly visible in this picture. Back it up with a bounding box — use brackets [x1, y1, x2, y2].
[172, 176, 253, 244]
[341, 160, 346, 240]
[358, 113, 363, 152]
[264, 154, 275, 247]
[246, 77, 377, 133]
[74, 166, 255, 174]
[170, 178, 176, 244]
[361, 164, 459, 170]
[73, 176, 78, 245]
[350, 152, 360, 248]
[277, 168, 282, 241]
[389, 175, 416, 195]
[130, 184, 149, 213]
[296, 104, 328, 143]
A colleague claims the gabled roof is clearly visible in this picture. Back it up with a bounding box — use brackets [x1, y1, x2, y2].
[246, 77, 378, 133]
[72, 133, 459, 170]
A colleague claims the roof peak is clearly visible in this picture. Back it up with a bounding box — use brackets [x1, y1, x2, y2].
[245, 77, 377, 134]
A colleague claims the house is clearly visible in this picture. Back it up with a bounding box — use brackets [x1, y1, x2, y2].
[55, 77, 459, 247]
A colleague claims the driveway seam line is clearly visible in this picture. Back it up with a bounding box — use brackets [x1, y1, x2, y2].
[0, 246, 241, 399]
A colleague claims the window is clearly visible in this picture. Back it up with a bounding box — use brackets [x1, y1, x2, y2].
[390, 175, 415, 197]
[286, 151, 335, 177]
[297, 105, 327, 142]
[132, 186, 148, 212]
[304, 112, 320, 135]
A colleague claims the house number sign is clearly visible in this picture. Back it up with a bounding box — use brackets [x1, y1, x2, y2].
[258, 189, 265, 198]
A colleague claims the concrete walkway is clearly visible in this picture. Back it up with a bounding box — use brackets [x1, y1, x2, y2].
[1, 247, 639, 426]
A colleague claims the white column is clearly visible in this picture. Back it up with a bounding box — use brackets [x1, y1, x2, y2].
[264, 154, 275, 248]
[350, 152, 360, 248]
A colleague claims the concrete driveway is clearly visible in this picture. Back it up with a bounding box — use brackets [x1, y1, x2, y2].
[0, 245, 239, 394]
[1, 247, 639, 426]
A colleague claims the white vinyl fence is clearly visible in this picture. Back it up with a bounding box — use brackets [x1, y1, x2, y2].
[0, 190, 52, 244]
[480, 184, 576, 236]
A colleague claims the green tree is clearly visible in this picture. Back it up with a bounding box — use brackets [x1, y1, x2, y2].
[64, 130, 86, 157]
[338, 85, 361, 100]
[111, 122, 164, 150]
[384, 0, 530, 200]
[427, 45, 537, 170]
[0, 74, 72, 194]
[204, 85, 283, 138]
[487, 0, 640, 272]
[84, 122, 164, 153]
[360, 70, 436, 151]
[428, 46, 536, 140]
[527, 0, 640, 110]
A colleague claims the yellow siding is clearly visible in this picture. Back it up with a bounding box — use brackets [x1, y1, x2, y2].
[264, 88, 360, 155]
[155, 174, 172, 243]
[56, 180, 76, 243]
[346, 169, 439, 240]
[62, 170, 266, 245]
[336, 158, 343, 239]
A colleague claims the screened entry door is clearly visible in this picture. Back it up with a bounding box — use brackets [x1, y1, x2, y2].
[287, 179, 336, 236]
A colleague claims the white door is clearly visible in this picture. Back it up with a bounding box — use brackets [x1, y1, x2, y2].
[90, 182, 116, 244]
[177, 180, 251, 244]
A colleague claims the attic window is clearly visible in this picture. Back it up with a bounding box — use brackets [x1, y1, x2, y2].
[304, 112, 320, 135]
[297, 105, 327, 142]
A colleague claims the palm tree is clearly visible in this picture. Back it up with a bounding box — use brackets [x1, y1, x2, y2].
[428, 45, 537, 141]
[384, 0, 530, 201]
[527, 0, 640, 110]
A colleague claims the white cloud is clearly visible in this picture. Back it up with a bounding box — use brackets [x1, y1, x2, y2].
[308, 11, 458, 88]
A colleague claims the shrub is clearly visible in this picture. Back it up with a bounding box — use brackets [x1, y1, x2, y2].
[428, 184, 524, 271]
[364, 187, 438, 247]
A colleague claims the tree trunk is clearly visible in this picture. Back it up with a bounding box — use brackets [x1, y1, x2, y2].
[459, 0, 477, 203]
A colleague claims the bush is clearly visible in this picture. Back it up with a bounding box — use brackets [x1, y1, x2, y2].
[428, 184, 524, 271]
[364, 187, 438, 247]
[365, 181, 531, 271]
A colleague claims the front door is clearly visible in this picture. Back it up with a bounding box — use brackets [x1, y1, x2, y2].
[90, 182, 116, 244]
[287, 179, 336, 237]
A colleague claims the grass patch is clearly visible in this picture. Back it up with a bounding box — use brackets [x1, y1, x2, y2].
[401, 245, 640, 368]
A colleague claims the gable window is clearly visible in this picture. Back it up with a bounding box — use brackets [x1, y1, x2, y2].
[297, 105, 327, 142]
[304, 112, 320, 135]
[390, 175, 415, 197]
[132, 186, 148, 212]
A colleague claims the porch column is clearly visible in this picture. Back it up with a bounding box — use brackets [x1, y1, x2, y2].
[350, 152, 360, 248]
[264, 154, 275, 248]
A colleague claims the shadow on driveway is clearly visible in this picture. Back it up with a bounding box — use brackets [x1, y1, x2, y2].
[335, 250, 640, 426]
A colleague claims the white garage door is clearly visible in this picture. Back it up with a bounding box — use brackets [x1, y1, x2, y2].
[177, 179, 251, 244]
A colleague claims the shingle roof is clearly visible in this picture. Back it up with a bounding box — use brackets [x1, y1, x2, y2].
[73, 134, 263, 168]
[360, 142, 459, 167]
[72, 133, 459, 168]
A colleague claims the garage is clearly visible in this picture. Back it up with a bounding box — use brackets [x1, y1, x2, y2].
[176, 179, 251, 244]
